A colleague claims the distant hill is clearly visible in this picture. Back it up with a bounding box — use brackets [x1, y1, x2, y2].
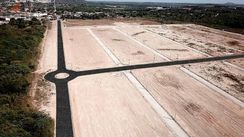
[224, 2, 236, 5]
[222, 2, 244, 7]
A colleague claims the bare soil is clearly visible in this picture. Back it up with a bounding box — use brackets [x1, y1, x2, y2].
[132, 67, 244, 137]
[69, 73, 174, 137]
[40, 20, 244, 137]
[92, 28, 163, 65]
[144, 24, 244, 68]
[63, 18, 161, 27]
[33, 21, 57, 127]
[184, 62, 244, 101]
[62, 27, 115, 71]
[117, 26, 205, 60]
[118, 24, 244, 101]
[32, 73, 54, 111]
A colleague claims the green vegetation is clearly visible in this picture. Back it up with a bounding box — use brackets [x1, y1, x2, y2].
[0, 18, 54, 137]
[58, 3, 244, 32]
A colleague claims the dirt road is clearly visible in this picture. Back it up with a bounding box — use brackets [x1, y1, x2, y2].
[32, 21, 57, 136]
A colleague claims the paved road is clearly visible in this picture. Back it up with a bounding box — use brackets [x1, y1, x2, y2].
[75, 53, 244, 76]
[45, 20, 74, 137]
[44, 20, 244, 137]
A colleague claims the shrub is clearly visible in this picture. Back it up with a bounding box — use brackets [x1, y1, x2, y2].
[0, 19, 53, 137]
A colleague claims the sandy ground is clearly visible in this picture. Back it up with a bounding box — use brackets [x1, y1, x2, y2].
[38, 21, 58, 73]
[117, 26, 205, 60]
[62, 26, 175, 136]
[39, 20, 244, 137]
[69, 73, 175, 137]
[147, 24, 244, 67]
[92, 28, 163, 65]
[33, 21, 57, 127]
[86, 24, 244, 136]
[185, 24, 244, 41]
[78, 23, 244, 136]
[132, 67, 244, 137]
[63, 18, 160, 27]
[115, 25, 244, 102]
[62, 27, 115, 71]
[147, 24, 244, 51]
[184, 62, 244, 101]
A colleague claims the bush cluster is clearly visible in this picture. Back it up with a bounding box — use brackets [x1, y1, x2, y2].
[59, 4, 244, 29]
[0, 18, 54, 137]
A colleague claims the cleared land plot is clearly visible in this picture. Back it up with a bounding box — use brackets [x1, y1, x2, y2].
[117, 25, 244, 102]
[90, 23, 244, 136]
[184, 62, 244, 101]
[62, 23, 175, 136]
[92, 28, 163, 65]
[153, 24, 244, 51]
[56, 20, 244, 137]
[145, 25, 244, 67]
[62, 27, 115, 71]
[185, 24, 244, 41]
[68, 72, 175, 137]
[132, 67, 244, 137]
[117, 26, 205, 60]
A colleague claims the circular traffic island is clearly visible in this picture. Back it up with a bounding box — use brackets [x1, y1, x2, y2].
[55, 73, 70, 80]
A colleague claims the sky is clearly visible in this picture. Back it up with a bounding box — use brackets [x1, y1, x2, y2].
[87, 0, 244, 4]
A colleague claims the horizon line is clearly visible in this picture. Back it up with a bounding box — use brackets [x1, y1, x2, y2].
[86, 0, 244, 5]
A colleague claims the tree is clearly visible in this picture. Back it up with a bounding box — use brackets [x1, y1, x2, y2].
[16, 18, 26, 28]
[9, 18, 16, 26]
[29, 17, 41, 26]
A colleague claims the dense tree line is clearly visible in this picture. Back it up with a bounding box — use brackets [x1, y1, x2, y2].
[0, 18, 53, 137]
[58, 4, 244, 29]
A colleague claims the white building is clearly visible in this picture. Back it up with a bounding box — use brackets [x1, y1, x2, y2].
[36, 0, 51, 3]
